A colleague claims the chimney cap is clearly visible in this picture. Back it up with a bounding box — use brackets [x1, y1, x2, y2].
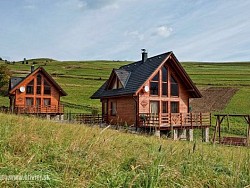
[141, 49, 147, 53]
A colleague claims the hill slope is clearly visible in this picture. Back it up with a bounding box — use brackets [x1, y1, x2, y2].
[1, 60, 250, 114]
[0, 113, 250, 187]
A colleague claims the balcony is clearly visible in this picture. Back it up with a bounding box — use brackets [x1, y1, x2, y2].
[139, 112, 211, 129]
[14, 105, 64, 114]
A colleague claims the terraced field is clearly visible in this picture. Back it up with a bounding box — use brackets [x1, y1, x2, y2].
[1, 59, 250, 115]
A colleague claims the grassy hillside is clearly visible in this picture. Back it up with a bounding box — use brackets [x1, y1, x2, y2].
[1, 59, 250, 114]
[0, 113, 249, 187]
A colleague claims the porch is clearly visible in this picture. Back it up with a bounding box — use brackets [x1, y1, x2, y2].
[14, 105, 64, 114]
[138, 112, 211, 130]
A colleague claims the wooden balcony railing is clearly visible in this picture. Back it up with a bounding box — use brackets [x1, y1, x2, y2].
[14, 105, 64, 114]
[139, 112, 211, 128]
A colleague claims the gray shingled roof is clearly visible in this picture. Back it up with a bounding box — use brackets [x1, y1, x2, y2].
[114, 69, 131, 88]
[9, 77, 24, 90]
[91, 52, 172, 99]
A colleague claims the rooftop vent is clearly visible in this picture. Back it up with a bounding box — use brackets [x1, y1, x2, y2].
[31, 65, 35, 73]
[141, 49, 148, 63]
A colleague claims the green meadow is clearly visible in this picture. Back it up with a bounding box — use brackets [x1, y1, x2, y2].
[1, 59, 250, 187]
[0, 114, 249, 187]
[1, 59, 250, 114]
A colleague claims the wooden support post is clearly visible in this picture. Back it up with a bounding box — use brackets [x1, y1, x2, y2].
[173, 129, 178, 140]
[187, 129, 194, 141]
[218, 116, 221, 143]
[247, 116, 250, 147]
[154, 129, 160, 137]
[202, 127, 209, 142]
[213, 116, 219, 144]
[179, 129, 187, 140]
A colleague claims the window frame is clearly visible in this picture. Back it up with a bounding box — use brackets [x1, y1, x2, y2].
[170, 75, 179, 97]
[26, 80, 34, 94]
[111, 101, 117, 116]
[44, 79, 51, 95]
[171, 101, 179, 113]
[161, 66, 168, 96]
[150, 72, 159, 96]
[25, 97, 34, 106]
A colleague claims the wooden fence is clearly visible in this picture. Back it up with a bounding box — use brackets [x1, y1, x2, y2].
[65, 113, 103, 124]
[139, 112, 211, 128]
[14, 105, 64, 114]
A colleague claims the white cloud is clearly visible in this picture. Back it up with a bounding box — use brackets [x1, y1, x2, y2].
[153, 25, 173, 38]
[79, 0, 119, 10]
[124, 30, 144, 41]
[23, 4, 36, 10]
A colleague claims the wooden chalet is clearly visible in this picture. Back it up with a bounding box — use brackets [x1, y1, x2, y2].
[91, 50, 210, 141]
[8, 66, 67, 118]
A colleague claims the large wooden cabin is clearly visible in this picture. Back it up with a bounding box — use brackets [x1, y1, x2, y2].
[8, 66, 67, 118]
[91, 50, 210, 140]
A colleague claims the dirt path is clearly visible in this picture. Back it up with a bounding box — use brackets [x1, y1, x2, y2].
[190, 87, 238, 113]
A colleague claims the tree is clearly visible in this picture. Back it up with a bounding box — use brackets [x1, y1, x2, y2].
[0, 65, 12, 91]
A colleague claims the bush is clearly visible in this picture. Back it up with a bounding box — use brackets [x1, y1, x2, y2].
[0, 65, 12, 90]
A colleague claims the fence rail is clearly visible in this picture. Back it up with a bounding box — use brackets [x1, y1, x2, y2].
[64, 113, 104, 124]
[14, 105, 64, 114]
[139, 112, 211, 128]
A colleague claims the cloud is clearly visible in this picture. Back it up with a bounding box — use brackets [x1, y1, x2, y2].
[79, 0, 119, 10]
[124, 30, 144, 41]
[23, 4, 36, 10]
[152, 25, 173, 38]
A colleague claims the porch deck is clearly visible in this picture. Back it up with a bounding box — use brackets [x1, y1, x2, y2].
[14, 105, 64, 114]
[138, 113, 211, 130]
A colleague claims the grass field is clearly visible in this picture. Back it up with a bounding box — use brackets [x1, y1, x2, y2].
[1, 59, 250, 114]
[0, 113, 249, 187]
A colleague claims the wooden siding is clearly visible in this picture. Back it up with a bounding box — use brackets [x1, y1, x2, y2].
[10, 71, 63, 114]
[103, 97, 136, 125]
[138, 64, 189, 115]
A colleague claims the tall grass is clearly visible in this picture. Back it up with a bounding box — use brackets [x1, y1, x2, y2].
[0, 113, 249, 187]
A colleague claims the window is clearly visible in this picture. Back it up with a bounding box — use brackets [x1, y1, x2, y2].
[111, 101, 117, 116]
[162, 66, 168, 96]
[37, 74, 41, 85]
[150, 72, 159, 95]
[162, 101, 168, 113]
[44, 80, 51, 95]
[171, 102, 179, 113]
[44, 98, 51, 106]
[37, 74, 41, 94]
[150, 101, 159, 115]
[110, 77, 123, 90]
[26, 97, 34, 106]
[171, 75, 179, 96]
[36, 98, 41, 107]
[103, 101, 108, 115]
[26, 80, 34, 94]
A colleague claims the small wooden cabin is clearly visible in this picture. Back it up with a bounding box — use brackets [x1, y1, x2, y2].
[91, 50, 210, 140]
[8, 66, 67, 117]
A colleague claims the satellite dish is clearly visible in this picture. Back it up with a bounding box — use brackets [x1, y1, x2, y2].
[144, 85, 149, 93]
[20, 86, 25, 93]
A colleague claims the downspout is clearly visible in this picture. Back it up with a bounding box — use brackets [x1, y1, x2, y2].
[132, 94, 139, 131]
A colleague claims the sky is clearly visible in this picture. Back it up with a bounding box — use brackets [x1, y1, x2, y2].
[1, 0, 250, 62]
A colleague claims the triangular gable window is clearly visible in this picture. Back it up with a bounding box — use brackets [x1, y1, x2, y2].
[108, 75, 123, 90]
